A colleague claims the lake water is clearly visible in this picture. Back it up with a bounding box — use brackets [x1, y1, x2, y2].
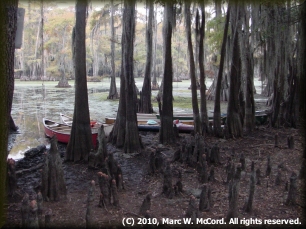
[8, 77, 265, 160]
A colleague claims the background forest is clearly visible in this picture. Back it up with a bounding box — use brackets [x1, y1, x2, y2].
[15, 0, 228, 83]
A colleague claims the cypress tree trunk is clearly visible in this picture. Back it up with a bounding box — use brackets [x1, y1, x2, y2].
[298, 0, 306, 179]
[196, 5, 209, 135]
[108, 0, 119, 100]
[239, 5, 255, 132]
[185, 2, 201, 134]
[6, 0, 19, 132]
[109, 54, 126, 148]
[213, 6, 230, 137]
[226, 4, 243, 138]
[66, 0, 93, 162]
[159, 2, 175, 144]
[139, 0, 153, 114]
[122, 0, 142, 153]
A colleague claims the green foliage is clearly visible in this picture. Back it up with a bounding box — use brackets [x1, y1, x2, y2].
[206, 15, 226, 54]
[46, 65, 61, 78]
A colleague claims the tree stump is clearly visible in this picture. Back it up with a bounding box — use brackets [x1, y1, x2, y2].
[139, 194, 151, 216]
[7, 158, 17, 196]
[21, 193, 30, 228]
[199, 184, 211, 212]
[243, 161, 256, 213]
[86, 180, 95, 228]
[287, 135, 294, 149]
[97, 172, 111, 207]
[225, 164, 242, 222]
[285, 172, 297, 205]
[111, 179, 119, 207]
[88, 125, 107, 168]
[41, 136, 67, 201]
[162, 162, 174, 199]
[185, 195, 199, 223]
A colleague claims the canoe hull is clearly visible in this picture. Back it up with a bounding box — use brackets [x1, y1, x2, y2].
[43, 118, 98, 148]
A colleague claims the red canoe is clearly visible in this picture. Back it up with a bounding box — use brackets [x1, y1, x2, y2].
[43, 118, 98, 147]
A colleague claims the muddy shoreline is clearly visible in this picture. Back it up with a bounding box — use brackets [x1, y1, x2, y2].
[5, 126, 305, 228]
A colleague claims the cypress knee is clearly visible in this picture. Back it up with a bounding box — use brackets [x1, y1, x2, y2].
[285, 172, 297, 205]
[111, 179, 119, 207]
[139, 194, 151, 216]
[243, 161, 256, 213]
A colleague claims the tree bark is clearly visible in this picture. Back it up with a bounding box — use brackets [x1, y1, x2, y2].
[6, 0, 18, 132]
[239, 5, 255, 132]
[196, 5, 209, 135]
[199, 184, 211, 212]
[213, 6, 230, 137]
[1, 1, 15, 226]
[185, 2, 201, 134]
[108, 0, 119, 100]
[139, 194, 151, 216]
[226, 4, 243, 138]
[86, 180, 95, 228]
[122, 0, 142, 154]
[225, 164, 242, 222]
[159, 2, 175, 144]
[243, 161, 256, 213]
[66, 0, 93, 162]
[139, 0, 153, 114]
[88, 125, 107, 168]
[285, 172, 297, 205]
[41, 136, 67, 201]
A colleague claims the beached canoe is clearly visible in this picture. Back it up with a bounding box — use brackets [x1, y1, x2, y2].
[43, 118, 98, 147]
[60, 113, 114, 136]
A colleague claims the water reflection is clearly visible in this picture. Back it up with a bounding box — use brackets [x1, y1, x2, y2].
[8, 80, 119, 160]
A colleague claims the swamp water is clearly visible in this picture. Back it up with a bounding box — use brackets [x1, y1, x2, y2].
[8, 77, 266, 160]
